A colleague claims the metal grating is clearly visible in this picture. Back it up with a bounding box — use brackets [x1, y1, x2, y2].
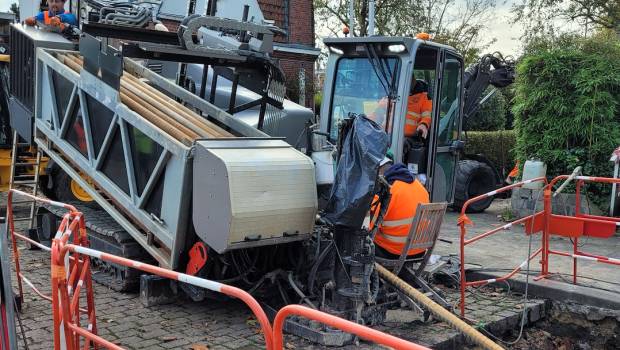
[9, 25, 35, 112]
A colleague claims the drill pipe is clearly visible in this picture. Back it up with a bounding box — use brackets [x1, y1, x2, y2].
[69, 54, 231, 138]
[375, 263, 504, 350]
[58, 53, 232, 146]
[123, 73, 230, 138]
[59, 54, 197, 144]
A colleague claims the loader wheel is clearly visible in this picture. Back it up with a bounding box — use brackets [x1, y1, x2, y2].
[50, 168, 99, 209]
[453, 160, 496, 213]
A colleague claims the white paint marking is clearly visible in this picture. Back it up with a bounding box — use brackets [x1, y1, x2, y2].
[486, 278, 497, 284]
[487, 190, 497, 197]
[502, 223, 512, 230]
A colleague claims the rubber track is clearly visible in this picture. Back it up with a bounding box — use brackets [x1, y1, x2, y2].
[42, 201, 151, 292]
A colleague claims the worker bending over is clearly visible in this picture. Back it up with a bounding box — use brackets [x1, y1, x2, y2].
[372, 158, 430, 259]
[25, 0, 77, 28]
[405, 79, 432, 139]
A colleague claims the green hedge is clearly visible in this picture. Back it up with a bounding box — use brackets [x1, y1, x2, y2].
[464, 130, 516, 177]
[512, 33, 620, 208]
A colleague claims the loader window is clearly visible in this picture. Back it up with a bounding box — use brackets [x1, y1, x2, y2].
[437, 56, 462, 146]
[329, 57, 400, 140]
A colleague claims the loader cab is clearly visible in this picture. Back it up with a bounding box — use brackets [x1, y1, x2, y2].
[318, 36, 464, 203]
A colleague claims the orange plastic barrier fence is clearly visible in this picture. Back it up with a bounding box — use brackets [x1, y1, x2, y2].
[7, 190, 430, 350]
[458, 178, 547, 318]
[533, 176, 620, 283]
[7, 189, 99, 350]
[459, 175, 620, 318]
[273, 305, 431, 350]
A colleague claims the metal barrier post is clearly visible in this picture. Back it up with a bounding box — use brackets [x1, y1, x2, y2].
[273, 305, 430, 350]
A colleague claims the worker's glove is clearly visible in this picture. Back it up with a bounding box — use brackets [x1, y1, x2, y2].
[25, 17, 37, 26]
[416, 124, 428, 139]
[49, 16, 65, 30]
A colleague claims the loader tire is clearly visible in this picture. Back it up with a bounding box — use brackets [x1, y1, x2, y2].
[453, 160, 496, 213]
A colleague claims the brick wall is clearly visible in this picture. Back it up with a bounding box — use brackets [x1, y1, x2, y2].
[275, 52, 316, 108]
[287, 0, 314, 46]
[258, 0, 316, 109]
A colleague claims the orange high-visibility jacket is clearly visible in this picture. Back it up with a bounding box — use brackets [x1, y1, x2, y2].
[43, 10, 68, 24]
[405, 93, 432, 137]
[373, 179, 430, 256]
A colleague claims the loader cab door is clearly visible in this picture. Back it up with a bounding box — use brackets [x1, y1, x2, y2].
[402, 45, 463, 203]
[427, 51, 463, 202]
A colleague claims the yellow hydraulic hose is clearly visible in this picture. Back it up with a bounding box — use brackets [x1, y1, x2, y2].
[375, 263, 504, 350]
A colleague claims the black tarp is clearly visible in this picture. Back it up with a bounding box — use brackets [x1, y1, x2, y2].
[323, 115, 389, 228]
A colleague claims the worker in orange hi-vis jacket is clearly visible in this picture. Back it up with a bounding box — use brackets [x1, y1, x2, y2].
[370, 158, 430, 259]
[405, 79, 432, 139]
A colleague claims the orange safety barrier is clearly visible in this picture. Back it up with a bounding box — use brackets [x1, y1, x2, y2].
[273, 305, 431, 350]
[458, 178, 547, 318]
[7, 190, 430, 350]
[6, 189, 99, 350]
[531, 175, 620, 283]
[5, 190, 274, 350]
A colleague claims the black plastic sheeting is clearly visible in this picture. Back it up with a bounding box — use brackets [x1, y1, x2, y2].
[323, 115, 389, 228]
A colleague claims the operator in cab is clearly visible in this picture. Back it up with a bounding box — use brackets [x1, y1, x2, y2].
[405, 79, 432, 139]
[371, 156, 430, 259]
[25, 0, 77, 28]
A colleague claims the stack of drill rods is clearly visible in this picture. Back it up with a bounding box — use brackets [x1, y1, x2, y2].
[57, 53, 232, 146]
[63, 53, 232, 139]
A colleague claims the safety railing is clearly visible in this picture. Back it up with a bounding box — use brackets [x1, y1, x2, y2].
[5, 190, 430, 350]
[6, 189, 80, 303]
[458, 178, 547, 318]
[6, 189, 99, 350]
[273, 304, 430, 350]
[535, 175, 620, 283]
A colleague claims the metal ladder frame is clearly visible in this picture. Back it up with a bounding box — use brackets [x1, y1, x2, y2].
[8, 130, 42, 229]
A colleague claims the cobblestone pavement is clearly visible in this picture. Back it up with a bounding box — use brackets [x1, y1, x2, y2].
[5, 193, 613, 349]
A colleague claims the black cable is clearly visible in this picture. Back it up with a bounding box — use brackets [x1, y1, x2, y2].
[307, 241, 334, 295]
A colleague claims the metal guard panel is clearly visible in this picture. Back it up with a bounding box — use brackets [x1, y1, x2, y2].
[35, 49, 193, 269]
[193, 139, 317, 253]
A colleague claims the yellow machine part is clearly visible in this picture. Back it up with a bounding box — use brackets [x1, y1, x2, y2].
[0, 149, 10, 191]
[70, 174, 94, 202]
[0, 148, 49, 191]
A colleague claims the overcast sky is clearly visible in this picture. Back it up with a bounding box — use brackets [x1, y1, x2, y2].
[0, 0, 12, 13]
[0, 0, 525, 55]
[484, 1, 523, 56]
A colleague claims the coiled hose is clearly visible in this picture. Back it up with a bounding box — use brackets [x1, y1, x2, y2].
[375, 263, 504, 350]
